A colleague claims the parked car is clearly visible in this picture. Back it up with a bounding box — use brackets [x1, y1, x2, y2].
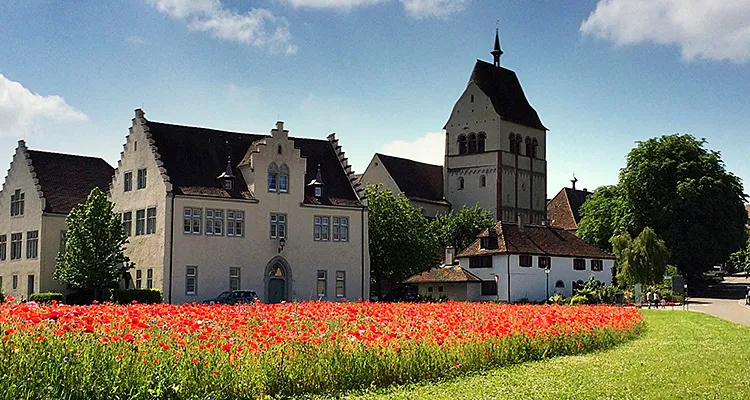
[203, 290, 259, 305]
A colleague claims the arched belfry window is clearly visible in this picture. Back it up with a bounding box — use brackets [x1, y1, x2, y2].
[525, 137, 532, 157]
[458, 177, 465, 190]
[478, 132, 486, 153]
[458, 135, 467, 155]
[279, 164, 289, 193]
[268, 163, 279, 192]
[508, 133, 515, 153]
[468, 133, 477, 154]
[515, 134, 523, 154]
[531, 138, 538, 159]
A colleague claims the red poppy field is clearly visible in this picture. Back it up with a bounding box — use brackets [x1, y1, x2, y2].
[0, 301, 642, 399]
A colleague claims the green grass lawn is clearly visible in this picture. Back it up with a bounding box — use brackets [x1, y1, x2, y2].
[328, 311, 750, 400]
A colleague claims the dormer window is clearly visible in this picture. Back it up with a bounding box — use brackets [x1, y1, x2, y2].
[223, 180, 233, 190]
[307, 164, 325, 199]
[315, 187, 322, 197]
[10, 189, 24, 217]
[217, 156, 235, 191]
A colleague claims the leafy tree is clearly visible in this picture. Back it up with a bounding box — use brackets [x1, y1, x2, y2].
[577, 185, 633, 252]
[729, 231, 750, 275]
[366, 185, 439, 297]
[611, 227, 670, 287]
[54, 188, 132, 301]
[620, 134, 746, 282]
[433, 205, 495, 252]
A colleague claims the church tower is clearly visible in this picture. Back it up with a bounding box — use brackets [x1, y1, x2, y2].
[443, 30, 548, 224]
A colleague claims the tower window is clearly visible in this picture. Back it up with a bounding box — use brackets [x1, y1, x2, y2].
[526, 137, 533, 157]
[531, 138, 539, 158]
[458, 177, 464, 190]
[468, 133, 477, 153]
[480, 175, 486, 187]
[458, 135, 467, 155]
[478, 132, 486, 153]
[470, 94, 474, 103]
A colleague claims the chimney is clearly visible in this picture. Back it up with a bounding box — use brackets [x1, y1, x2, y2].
[445, 246, 455, 266]
[517, 213, 524, 231]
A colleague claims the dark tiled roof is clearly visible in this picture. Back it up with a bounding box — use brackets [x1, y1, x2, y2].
[547, 187, 591, 231]
[145, 121, 361, 206]
[403, 265, 481, 284]
[458, 221, 614, 259]
[375, 153, 446, 204]
[26, 150, 113, 214]
[469, 60, 547, 130]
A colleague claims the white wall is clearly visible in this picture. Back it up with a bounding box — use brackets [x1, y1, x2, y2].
[458, 254, 614, 302]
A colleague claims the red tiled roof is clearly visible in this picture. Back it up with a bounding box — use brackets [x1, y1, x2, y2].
[547, 187, 591, 231]
[403, 265, 481, 284]
[458, 221, 614, 259]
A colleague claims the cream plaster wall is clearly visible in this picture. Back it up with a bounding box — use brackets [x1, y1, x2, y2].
[413, 282, 477, 301]
[40, 214, 68, 294]
[109, 111, 171, 298]
[0, 141, 45, 299]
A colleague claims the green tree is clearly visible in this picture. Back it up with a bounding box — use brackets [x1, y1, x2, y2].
[620, 134, 746, 282]
[54, 188, 132, 300]
[612, 227, 670, 287]
[433, 205, 495, 252]
[366, 185, 439, 297]
[729, 231, 750, 275]
[577, 185, 633, 252]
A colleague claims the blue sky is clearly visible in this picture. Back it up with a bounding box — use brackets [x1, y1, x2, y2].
[2, 0, 749, 198]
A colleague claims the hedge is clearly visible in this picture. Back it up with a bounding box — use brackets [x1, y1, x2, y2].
[110, 289, 163, 304]
[28, 292, 64, 303]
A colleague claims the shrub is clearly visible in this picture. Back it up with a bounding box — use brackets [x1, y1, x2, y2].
[548, 293, 566, 305]
[110, 289, 163, 304]
[28, 292, 64, 304]
[569, 295, 589, 305]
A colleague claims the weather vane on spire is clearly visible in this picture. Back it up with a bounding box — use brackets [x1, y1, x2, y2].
[491, 21, 503, 67]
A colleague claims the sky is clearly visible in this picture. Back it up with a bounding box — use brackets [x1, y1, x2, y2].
[2, 0, 750, 198]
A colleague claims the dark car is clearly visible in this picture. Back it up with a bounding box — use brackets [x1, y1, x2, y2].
[382, 285, 421, 302]
[203, 290, 259, 305]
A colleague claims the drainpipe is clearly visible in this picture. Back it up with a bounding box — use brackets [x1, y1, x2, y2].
[507, 254, 511, 303]
[167, 193, 175, 304]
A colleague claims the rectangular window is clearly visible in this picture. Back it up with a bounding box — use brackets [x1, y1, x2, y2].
[332, 217, 349, 242]
[519, 255, 532, 267]
[227, 211, 244, 237]
[270, 214, 286, 239]
[335, 270, 345, 298]
[314, 216, 322, 241]
[135, 270, 142, 289]
[317, 270, 327, 298]
[321, 217, 329, 241]
[206, 209, 224, 236]
[12, 275, 18, 290]
[279, 175, 288, 193]
[10, 233, 22, 260]
[186, 266, 197, 296]
[183, 208, 202, 234]
[122, 211, 132, 236]
[26, 231, 38, 259]
[146, 268, 153, 289]
[123, 172, 133, 192]
[481, 280, 498, 296]
[469, 255, 492, 268]
[135, 209, 145, 236]
[146, 207, 156, 234]
[591, 259, 603, 272]
[538, 256, 551, 269]
[573, 259, 586, 271]
[229, 267, 240, 291]
[0, 235, 6, 261]
[268, 173, 277, 192]
[10, 189, 24, 217]
[59, 231, 67, 255]
[136, 168, 147, 189]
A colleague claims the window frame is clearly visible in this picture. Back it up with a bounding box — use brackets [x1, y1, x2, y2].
[573, 258, 586, 271]
[185, 266, 197, 296]
[10, 189, 24, 217]
[457, 134, 467, 155]
[278, 164, 289, 193]
[26, 230, 38, 259]
[183, 208, 202, 235]
[333, 217, 349, 242]
[146, 207, 157, 234]
[136, 168, 147, 190]
[480, 175, 486, 187]
[0, 234, 6, 262]
[146, 268, 153, 289]
[227, 210, 244, 237]
[229, 267, 240, 291]
[123, 171, 133, 192]
[122, 211, 133, 236]
[135, 209, 146, 236]
[135, 269, 142, 289]
[10, 233, 22, 260]
[205, 209, 224, 236]
[270, 213, 286, 239]
[458, 177, 464, 190]
[591, 259, 604, 272]
[469, 255, 493, 268]
[518, 254, 532, 268]
[538, 256, 551, 269]
[481, 280, 498, 296]
[12, 274, 18, 290]
[335, 270, 345, 298]
[317, 270, 327, 299]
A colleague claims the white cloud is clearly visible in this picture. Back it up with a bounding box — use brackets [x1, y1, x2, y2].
[127, 35, 145, 45]
[281, 0, 467, 18]
[0, 74, 87, 137]
[400, 0, 468, 18]
[147, 0, 297, 54]
[580, 0, 750, 63]
[381, 132, 444, 166]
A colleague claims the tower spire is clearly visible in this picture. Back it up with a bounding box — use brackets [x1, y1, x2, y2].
[491, 26, 503, 67]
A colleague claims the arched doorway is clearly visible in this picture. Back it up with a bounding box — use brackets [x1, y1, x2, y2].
[265, 257, 291, 304]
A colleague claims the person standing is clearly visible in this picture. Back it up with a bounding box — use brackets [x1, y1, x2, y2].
[646, 291, 652, 309]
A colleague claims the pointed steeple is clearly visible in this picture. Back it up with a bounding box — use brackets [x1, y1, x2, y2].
[218, 154, 235, 190]
[491, 27, 503, 67]
[307, 164, 325, 198]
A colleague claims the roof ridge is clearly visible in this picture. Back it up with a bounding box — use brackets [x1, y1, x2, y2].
[150, 120, 332, 143]
[26, 149, 110, 162]
[376, 153, 443, 168]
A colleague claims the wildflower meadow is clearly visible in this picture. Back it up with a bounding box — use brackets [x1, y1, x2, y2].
[0, 300, 642, 399]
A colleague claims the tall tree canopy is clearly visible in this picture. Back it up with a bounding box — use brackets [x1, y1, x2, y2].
[434, 205, 495, 252]
[620, 135, 746, 281]
[54, 188, 132, 299]
[577, 185, 633, 252]
[366, 185, 439, 297]
[611, 227, 670, 287]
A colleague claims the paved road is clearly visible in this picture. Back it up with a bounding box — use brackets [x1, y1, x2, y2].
[688, 275, 750, 327]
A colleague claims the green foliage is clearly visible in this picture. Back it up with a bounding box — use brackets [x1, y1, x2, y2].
[572, 276, 619, 304]
[577, 185, 633, 252]
[665, 264, 679, 277]
[612, 227, 670, 287]
[53, 188, 133, 299]
[110, 289, 163, 304]
[433, 205, 495, 252]
[366, 185, 440, 296]
[729, 230, 750, 275]
[568, 295, 589, 305]
[28, 292, 64, 303]
[548, 293, 566, 305]
[620, 134, 747, 281]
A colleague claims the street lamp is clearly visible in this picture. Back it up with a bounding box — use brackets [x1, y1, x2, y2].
[278, 237, 286, 253]
[684, 283, 688, 310]
[544, 266, 550, 301]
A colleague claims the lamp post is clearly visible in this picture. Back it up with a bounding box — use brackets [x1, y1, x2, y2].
[684, 283, 688, 311]
[278, 237, 286, 253]
[544, 266, 550, 302]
